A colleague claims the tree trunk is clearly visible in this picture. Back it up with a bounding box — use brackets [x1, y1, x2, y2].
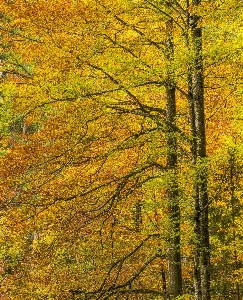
[185, 3, 202, 296]
[190, 1, 210, 299]
[165, 14, 182, 299]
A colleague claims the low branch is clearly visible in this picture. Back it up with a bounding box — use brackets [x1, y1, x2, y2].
[107, 105, 190, 142]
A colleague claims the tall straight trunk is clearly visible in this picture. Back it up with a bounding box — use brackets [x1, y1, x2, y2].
[184, 3, 202, 295]
[190, 1, 210, 299]
[187, 47, 202, 300]
[185, 1, 201, 298]
[165, 14, 182, 299]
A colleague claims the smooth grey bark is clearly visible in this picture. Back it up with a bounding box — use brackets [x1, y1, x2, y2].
[165, 14, 182, 299]
[189, 1, 210, 299]
[184, 4, 202, 296]
[185, 1, 202, 298]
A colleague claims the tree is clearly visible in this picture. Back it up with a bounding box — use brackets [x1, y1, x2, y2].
[1, 1, 243, 300]
[165, 4, 182, 297]
[189, 1, 210, 299]
[210, 138, 243, 299]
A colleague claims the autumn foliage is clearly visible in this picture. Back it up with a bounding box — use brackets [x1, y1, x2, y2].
[1, 1, 243, 300]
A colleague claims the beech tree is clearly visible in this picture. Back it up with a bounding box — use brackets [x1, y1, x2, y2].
[189, 1, 210, 299]
[165, 7, 182, 298]
[1, 1, 243, 300]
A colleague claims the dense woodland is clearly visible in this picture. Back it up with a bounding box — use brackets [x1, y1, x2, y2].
[0, 0, 243, 299]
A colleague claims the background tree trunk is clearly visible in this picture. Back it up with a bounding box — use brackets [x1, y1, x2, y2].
[165, 13, 182, 299]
